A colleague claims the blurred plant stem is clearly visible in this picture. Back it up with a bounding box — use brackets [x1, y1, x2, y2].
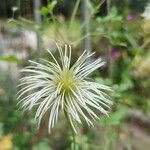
[71, 32, 108, 45]
[33, 0, 41, 25]
[33, 0, 42, 61]
[81, 0, 91, 51]
[70, 0, 80, 28]
[64, 109, 76, 150]
[106, 0, 113, 78]
[106, 0, 111, 13]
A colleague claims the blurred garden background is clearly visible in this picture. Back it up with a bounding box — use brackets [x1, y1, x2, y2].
[0, 0, 150, 149]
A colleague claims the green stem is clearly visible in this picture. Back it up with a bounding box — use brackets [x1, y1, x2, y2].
[72, 133, 76, 150]
[70, 0, 80, 28]
[64, 109, 76, 150]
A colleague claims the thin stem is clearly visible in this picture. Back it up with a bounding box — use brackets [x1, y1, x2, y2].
[64, 108, 76, 150]
[72, 133, 76, 150]
[106, 0, 113, 78]
[70, 0, 80, 28]
[81, 0, 91, 50]
[71, 32, 108, 45]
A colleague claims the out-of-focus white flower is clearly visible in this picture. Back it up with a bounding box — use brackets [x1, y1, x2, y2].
[17, 44, 112, 133]
[12, 6, 18, 12]
[142, 1, 150, 19]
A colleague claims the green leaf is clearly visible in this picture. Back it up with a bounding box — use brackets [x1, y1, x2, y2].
[125, 33, 138, 47]
[0, 56, 19, 62]
[48, 1, 57, 13]
[40, 1, 57, 16]
[40, 7, 49, 16]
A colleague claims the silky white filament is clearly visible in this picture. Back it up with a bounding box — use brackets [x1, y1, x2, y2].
[17, 44, 113, 133]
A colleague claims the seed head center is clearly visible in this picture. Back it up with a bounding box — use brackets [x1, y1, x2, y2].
[61, 70, 75, 92]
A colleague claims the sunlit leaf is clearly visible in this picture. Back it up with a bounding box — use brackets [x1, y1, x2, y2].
[0, 56, 19, 63]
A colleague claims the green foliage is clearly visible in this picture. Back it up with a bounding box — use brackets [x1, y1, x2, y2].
[40, 1, 57, 17]
[0, 56, 19, 63]
[88, 0, 105, 16]
[106, 131, 117, 141]
[33, 139, 51, 150]
[100, 105, 128, 127]
[94, 7, 139, 48]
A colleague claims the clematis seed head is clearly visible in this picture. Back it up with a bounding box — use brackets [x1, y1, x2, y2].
[17, 43, 113, 133]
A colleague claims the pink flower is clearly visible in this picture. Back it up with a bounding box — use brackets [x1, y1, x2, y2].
[111, 49, 121, 59]
[126, 13, 136, 21]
